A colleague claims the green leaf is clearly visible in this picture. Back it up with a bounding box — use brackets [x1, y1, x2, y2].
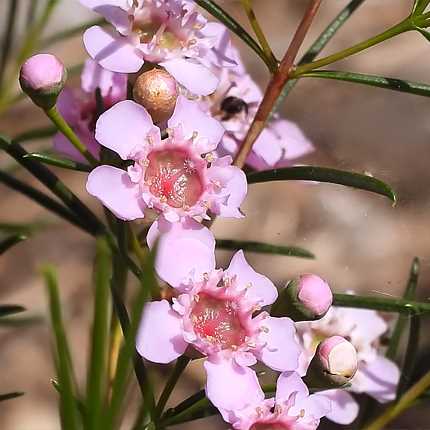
[0, 234, 26, 255]
[86, 238, 112, 430]
[386, 257, 420, 360]
[0, 392, 24, 402]
[415, 26, 430, 41]
[272, 0, 367, 115]
[0, 169, 91, 235]
[396, 311, 421, 398]
[216, 239, 314, 259]
[413, 0, 430, 15]
[298, 70, 430, 98]
[0, 305, 25, 318]
[0, 220, 51, 235]
[43, 266, 81, 430]
[13, 126, 57, 144]
[193, 0, 274, 70]
[0, 134, 104, 236]
[24, 153, 91, 172]
[108, 244, 158, 428]
[333, 293, 430, 315]
[247, 166, 396, 204]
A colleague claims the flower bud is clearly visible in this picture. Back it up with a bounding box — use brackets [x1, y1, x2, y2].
[270, 274, 332, 321]
[304, 336, 358, 389]
[19, 53, 67, 110]
[133, 68, 178, 124]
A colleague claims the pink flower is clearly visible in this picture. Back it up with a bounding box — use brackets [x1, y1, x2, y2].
[54, 59, 127, 162]
[219, 371, 331, 430]
[86, 95, 247, 222]
[297, 305, 400, 425]
[80, 0, 235, 95]
[200, 46, 314, 170]
[136, 218, 301, 410]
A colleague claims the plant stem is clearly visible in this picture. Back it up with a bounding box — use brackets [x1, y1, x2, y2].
[290, 18, 412, 78]
[45, 106, 98, 166]
[155, 357, 191, 421]
[240, 0, 277, 68]
[233, 0, 322, 168]
[363, 370, 430, 430]
[333, 293, 430, 315]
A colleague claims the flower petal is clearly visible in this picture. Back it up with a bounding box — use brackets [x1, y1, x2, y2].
[161, 58, 219, 96]
[147, 217, 216, 287]
[83, 26, 144, 73]
[86, 165, 145, 220]
[81, 58, 127, 102]
[95, 100, 159, 160]
[258, 316, 301, 372]
[358, 356, 400, 403]
[204, 355, 264, 410]
[225, 250, 277, 306]
[136, 300, 188, 364]
[321, 389, 359, 425]
[276, 371, 309, 402]
[168, 95, 224, 154]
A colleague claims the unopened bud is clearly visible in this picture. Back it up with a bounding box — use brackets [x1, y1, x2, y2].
[133, 68, 178, 124]
[270, 274, 332, 321]
[304, 336, 358, 389]
[19, 53, 66, 109]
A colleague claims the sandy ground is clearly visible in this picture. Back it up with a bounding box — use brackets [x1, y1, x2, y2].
[0, 1, 429, 429]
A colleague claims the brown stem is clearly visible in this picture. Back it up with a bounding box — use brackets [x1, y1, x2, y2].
[233, 0, 322, 168]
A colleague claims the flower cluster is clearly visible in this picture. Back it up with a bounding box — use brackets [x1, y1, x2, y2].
[17, 0, 402, 427]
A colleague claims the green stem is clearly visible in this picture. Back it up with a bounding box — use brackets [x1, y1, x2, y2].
[240, 0, 278, 69]
[45, 106, 98, 165]
[291, 18, 412, 78]
[363, 370, 430, 430]
[333, 293, 430, 315]
[155, 357, 191, 421]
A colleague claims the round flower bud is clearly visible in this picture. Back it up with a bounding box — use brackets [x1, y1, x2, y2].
[304, 336, 358, 389]
[270, 274, 332, 321]
[133, 68, 178, 124]
[19, 53, 67, 110]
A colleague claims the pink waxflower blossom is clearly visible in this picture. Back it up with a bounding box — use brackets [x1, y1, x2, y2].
[136, 218, 301, 410]
[200, 45, 314, 170]
[54, 59, 127, 162]
[86, 95, 247, 222]
[219, 371, 331, 430]
[80, 0, 235, 95]
[297, 305, 400, 425]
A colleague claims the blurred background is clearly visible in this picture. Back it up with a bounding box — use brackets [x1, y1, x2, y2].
[0, 0, 429, 428]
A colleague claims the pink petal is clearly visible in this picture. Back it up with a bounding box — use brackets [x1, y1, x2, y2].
[56, 87, 80, 124]
[136, 300, 188, 364]
[258, 316, 300, 372]
[204, 355, 264, 410]
[321, 389, 358, 425]
[276, 371, 309, 402]
[86, 165, 145, 220]
[95, 100, 159, 160]
[208, 164, 247, 219]
[168, 96, 224, 154]
[83, 1, 130, 34]
[161, 58, 219, 96]
[83, 26, 144, 73]
[53, 131, 100, 163]
[226, 250, 277, 306]
[147, 217, 216, 287]
[81, 58, 127, 102]
[304, 393, 332, 420]
[251, 127, 283, 168]
[359, 356, 400, 403]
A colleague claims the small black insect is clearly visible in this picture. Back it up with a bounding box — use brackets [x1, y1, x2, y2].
[220, 96, 249, 121]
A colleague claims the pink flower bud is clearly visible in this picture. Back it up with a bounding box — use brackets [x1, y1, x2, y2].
[133, 68, 178, 124]
[270, 274, 332, 321]
[305, 336, 358, 389]
[19, 53, 66, 109]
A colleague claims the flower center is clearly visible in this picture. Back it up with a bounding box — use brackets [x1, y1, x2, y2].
[144, 149, 204, 208]
[190, 293, 247, 349]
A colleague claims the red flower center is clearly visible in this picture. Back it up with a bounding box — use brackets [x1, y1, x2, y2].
[145, 149, 204, 208]
[190, 293, 246, 349]
[251, 422, 289, 430]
